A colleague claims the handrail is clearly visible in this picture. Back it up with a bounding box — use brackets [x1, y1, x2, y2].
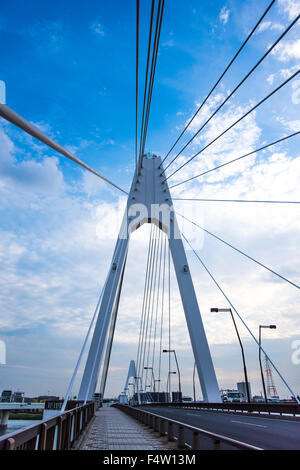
[114, 404, 262, 450]
[138, 401, 300, 416]
[0, 401, 95, 450]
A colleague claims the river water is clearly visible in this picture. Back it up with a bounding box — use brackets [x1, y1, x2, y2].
[0, 419, 42, 437]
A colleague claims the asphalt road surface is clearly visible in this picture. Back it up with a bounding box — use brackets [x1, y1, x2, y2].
[140, 406, 300, 450]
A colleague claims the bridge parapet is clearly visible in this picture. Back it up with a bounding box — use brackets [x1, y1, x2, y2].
[114, 404, 262, 450]
[0, 401, 94, 450]
[139, 401, 300, 418]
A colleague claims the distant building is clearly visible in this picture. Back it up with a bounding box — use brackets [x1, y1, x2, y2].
[172, 391, 183, 403]
[252, 395, 264, 403]
[1, 390, 13, 402]
[12, 391, 25, 403]
[33, 395, 60, 403]
[220, 389, 241, 402]
[237, 382, 252, 402]
[182, 396, 193, 402]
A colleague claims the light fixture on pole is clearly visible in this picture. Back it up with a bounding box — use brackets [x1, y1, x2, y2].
[163, 349, 182, 400]
[193, 362, 196, 402]
[144, 367, 156, 392]
[211, 307, 251, 403]
[166, 371, 176, 401]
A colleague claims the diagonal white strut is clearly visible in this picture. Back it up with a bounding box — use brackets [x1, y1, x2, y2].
[78, 154, 221, 403]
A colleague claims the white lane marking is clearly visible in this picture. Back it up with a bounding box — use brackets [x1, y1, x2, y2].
[185, 410, 300, 425]
[231, 420, 267, 428]
[186, 413, 267, 427]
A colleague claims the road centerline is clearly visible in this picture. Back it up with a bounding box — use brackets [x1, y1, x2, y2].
[231, 420, 267, 428]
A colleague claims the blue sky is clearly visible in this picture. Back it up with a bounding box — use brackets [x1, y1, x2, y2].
[0, 0, 299, 399]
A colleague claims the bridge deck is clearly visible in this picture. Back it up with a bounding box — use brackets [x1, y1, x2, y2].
[80, 406, 169, 450]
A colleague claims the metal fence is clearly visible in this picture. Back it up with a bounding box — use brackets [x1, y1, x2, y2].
[114, 404, 262, 450]
[0, 401, 94, 450]
[139, 401, 300, 417]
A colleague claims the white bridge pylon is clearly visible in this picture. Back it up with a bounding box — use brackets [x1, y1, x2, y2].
[78, 154, 221, 403]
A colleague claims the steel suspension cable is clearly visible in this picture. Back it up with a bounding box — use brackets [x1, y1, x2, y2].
[140, 0, 165, 160]
[173, 198, 300, 204]
[136, 224, 154, 378]
[181, 232, 300, 403]
[151, 229, 164, 381]
[61, 276, 108, 412]
[138, 225, 156, 382]
[137, 225, 156, 381]
[160, 0, 276, 167]
[145, 227, 162, 389]
[138, 0, 155, 166]
[164, 70, 300, 182]
[162, 13, 299, 174]
[0, 104, 129, 195]
[169, 131, 300, 189]
[177, 212, 300, 291]
[168, 242, 171, 396]
[158, 237, 167, 392]
[141, 225, 159, 388]
[135, 0, 140, 170]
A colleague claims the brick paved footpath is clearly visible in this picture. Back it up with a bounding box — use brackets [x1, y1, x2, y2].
[80, 406, 171, 450]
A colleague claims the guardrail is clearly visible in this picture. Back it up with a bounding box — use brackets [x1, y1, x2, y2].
[0, 401, 94, 450]
[139, 401, 300, 417]
[44, 400, 86, 411]
[114, 404, 262, 450]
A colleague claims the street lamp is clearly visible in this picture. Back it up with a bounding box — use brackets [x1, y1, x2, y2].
[166, 371, 177, 401]
[211, 307, 251, 403]
[163, 349, 182, 399]
[134, 376, 142, 405]
[259, 324, 276, 402]
[154, 379, 161, 395]
[128, 382, 135, 393]
[193, 362, 196, 402]
[144, 367, 156, 392]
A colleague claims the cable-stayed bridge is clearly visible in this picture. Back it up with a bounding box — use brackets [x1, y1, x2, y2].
[0, 0, 300, 451]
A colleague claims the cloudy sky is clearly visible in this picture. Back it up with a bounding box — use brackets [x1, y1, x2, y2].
[0, 0, 299, 400]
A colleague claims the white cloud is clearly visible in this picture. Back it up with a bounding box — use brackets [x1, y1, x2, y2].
[159, 91, 300, 398]
[162, 39, 174, 48]
[28, 20, 65, 52]
[1, 91, 299, 399]
[219, 6, 230, 25]
[169, 93, 261, 186]
[278, 0, 300, 20]
[267, 64, 300, 84]
[271, 39, 300, 62]
[276, 116, 300, 131]
[257, 21, 284, 33]
[91, 22, 105, 36]
[0, 126, 66, 195]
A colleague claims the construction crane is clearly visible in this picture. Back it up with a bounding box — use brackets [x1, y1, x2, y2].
[264, 355, 279, 401]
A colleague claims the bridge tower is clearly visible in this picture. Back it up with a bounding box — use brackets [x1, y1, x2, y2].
[78, 153, 221, 403]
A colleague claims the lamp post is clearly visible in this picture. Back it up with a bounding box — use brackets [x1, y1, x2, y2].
[144, 367, 156, 392]
[163, 349, 182, 400]
[166, 371, 176, 401]
[154, 379, 161, 395]
[193, 362, 196, 402]
[211, 307, 251, 403]
[134, 376, 142, 405]
[128, 382, 135, 405]
[259, 324, 276, 402]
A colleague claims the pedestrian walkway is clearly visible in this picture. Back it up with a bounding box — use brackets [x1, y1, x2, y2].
[80, 406, 170, 450]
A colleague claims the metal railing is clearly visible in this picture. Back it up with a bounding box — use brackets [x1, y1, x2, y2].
[139, 401, 300, 417]
[114, 404, 262, 450]
[0, 401, 95, 450]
